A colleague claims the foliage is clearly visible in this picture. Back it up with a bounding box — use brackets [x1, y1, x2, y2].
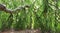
[0, 0, 60, 33]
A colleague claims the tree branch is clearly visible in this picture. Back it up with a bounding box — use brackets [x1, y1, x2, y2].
[0, 4, 30, 14]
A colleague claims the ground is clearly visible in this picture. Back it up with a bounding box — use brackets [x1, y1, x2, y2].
[0, 29, 41, 33]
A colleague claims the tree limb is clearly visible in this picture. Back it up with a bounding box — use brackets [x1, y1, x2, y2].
[0, 4, 30, 14]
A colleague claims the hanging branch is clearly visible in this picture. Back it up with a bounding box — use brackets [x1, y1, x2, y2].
[0, 4, 30, 14]
[0, 4, 30, 30]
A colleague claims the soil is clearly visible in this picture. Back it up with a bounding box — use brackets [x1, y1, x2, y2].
[0, 29, 41, 33]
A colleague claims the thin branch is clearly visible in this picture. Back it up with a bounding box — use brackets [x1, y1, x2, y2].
[0, 4, 30, 14]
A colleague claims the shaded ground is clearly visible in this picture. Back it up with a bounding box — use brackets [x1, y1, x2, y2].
[0, 29, 41, 33]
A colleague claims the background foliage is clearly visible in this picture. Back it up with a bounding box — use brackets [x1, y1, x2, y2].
[0, 0, 60, 33]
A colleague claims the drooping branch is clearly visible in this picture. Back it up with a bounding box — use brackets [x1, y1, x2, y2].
[0, 4, 30, 14]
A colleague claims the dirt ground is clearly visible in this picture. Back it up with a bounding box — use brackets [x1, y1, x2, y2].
[0, 29, 41, 33]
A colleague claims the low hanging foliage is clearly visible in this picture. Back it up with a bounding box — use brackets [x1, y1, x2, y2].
[0, 0, 60, 33]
